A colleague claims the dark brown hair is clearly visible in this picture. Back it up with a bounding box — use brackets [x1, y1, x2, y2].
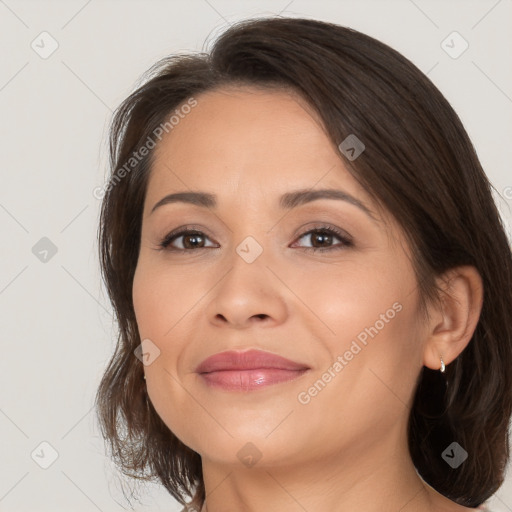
[94, 16, 512, 509]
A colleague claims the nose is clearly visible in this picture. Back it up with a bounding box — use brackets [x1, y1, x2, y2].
[204, 250, 288, 329]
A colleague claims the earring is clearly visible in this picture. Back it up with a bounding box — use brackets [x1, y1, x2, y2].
[143, 373, 146, 380]
[440, 355, 446, 373]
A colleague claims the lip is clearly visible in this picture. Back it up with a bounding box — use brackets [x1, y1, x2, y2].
[195, 349, 310, 391]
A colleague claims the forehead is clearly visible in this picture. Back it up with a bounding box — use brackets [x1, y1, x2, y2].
[145, 86, 382, 220]
[152, 86, 331, 171]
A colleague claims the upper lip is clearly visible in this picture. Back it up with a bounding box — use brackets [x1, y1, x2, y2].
[195, 349, 310, 373]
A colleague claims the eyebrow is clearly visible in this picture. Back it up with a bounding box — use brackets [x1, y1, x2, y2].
[150, 188, 378, 222]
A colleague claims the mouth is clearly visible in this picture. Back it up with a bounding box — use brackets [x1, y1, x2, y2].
[195, 349, 310, 392]
[199, 368, 310, 391]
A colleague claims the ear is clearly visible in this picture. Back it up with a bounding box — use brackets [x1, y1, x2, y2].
[423, 265, 484, 371]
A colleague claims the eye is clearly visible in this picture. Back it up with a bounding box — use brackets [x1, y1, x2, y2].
[156, 224, 353, 253]
[157, 226, 217, 251]
[291, 225, 353, 252]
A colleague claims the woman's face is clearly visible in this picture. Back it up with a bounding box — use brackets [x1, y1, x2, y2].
[132, 86, 428, 470]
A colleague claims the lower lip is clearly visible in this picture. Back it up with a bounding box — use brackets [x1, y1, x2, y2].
[198, 368, 309, 391]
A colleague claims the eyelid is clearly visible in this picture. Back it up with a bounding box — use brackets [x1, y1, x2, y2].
[291, 222, 352, 242]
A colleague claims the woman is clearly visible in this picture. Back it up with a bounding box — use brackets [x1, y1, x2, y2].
[95, 16, 512, 512]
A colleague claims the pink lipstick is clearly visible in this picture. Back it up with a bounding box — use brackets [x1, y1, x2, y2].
[195, 349, 310, 391]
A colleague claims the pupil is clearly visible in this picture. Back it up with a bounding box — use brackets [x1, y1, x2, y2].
[185, 234, 203, 248]
[314, 232, 332, 247]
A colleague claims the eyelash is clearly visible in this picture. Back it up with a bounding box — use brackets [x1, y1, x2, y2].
[157, 224, 353, 253]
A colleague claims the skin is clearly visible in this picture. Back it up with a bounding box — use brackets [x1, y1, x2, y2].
[132, 86, 484, 512]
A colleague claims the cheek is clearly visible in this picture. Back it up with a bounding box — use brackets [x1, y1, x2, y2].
[132, 261, 205, 447]
[300, 259, 424, 405]
[293, 256, 410, 345]
[132, 260, 198, 341]
[294, 300, 423, 451]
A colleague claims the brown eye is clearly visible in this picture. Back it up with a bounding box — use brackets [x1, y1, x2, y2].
[292, 226, 353, 253]
[159, 229, 217, 251]
[158, 225, 353, 254]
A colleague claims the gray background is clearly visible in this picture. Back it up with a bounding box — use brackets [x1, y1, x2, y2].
[1, 0, 511, 511]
